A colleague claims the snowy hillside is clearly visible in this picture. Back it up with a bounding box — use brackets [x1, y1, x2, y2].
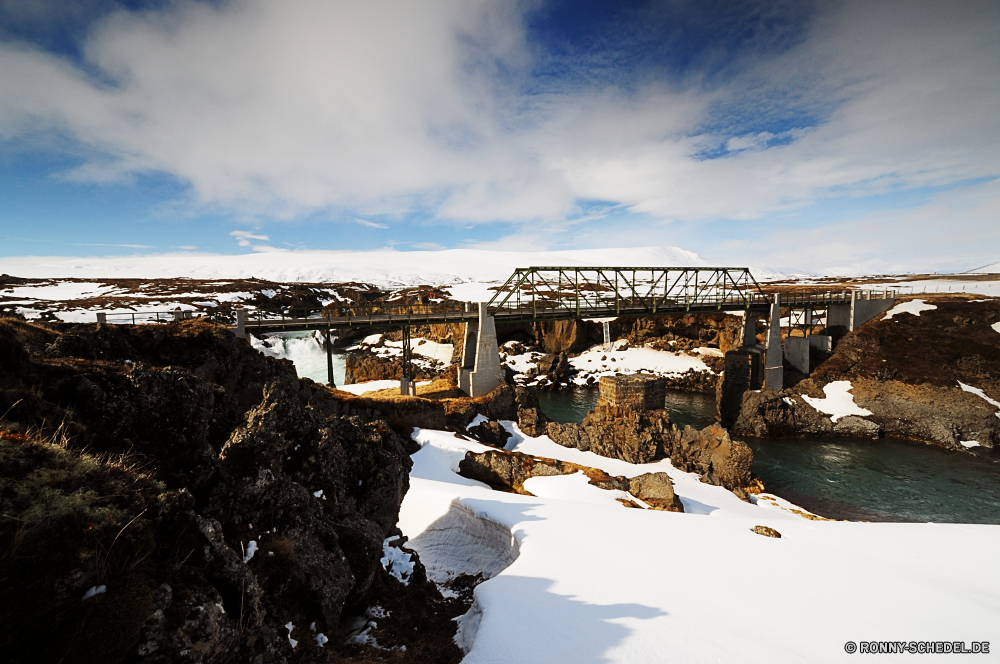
[400, 422, 1000, 663]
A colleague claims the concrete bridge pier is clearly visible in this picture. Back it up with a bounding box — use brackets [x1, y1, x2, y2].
[459, 302, 504, 397]
[400, 325, 417, 396]
[764, 294, 784, 391]
[235, 309, 246, 339]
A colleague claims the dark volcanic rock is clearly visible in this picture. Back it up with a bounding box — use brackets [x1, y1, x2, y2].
[728, 298, 1000, 452]
[468, 419, 512, 447]
[0, 319, 420, 664]
[458, 448, 570, 492]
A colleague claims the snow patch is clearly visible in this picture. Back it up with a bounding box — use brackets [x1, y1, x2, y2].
[82, 585, 106, 601]
[992, 321, 1000, 335]
[958, 382, 1000, 418]
[468, 413, 490, 428]
[243, 540, 257, 563]
[800, 381, 873, 422]
[285, 622, 297, 648]
[380, 539, 415, 585]
[883, 299, 937, 319]
[960, 440, 982, 448]
[337, 379, 431, 395]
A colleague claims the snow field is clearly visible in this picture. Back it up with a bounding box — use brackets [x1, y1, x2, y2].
[0, 246, 706, 284]
[800, 381, 873, 422]
[399, 422, 1000, 663]
[893, 278, 1000, 298]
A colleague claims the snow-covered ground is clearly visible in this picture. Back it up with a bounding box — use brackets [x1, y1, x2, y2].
[501, 339, 717, 388]
[400, 421, 1000, 663]
[892, 278, 1000, 298]
[884, 298, 937, 319]
[347, 333, 455, 373]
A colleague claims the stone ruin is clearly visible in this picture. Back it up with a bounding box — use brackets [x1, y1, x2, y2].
[597, 374, 666, 411]
[521, 374, 760, 498]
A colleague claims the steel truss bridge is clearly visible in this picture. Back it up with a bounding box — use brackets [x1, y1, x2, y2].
[230, 266, 880, 333]
[239, 267, 771, 333]
[96, 266, 893, 388]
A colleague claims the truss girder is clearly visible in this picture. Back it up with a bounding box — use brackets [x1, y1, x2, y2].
[485, 267, 768, 319]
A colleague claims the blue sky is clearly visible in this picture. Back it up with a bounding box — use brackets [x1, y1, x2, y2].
[0, 0, 997, 273]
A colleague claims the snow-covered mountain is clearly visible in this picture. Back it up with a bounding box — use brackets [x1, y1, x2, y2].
[0, 246, 710, 285]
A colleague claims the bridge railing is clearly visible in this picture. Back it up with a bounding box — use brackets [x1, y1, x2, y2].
[99, 309, 234, 325]
[242, 301, 474, 328]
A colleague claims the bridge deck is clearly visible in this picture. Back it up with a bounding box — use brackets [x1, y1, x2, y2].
[241, 291, 871, 333]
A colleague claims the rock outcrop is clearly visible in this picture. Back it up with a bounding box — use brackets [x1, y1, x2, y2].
[541, 376, 759, 495]
[0, 318, 464, 664]
[457, 448, 683, 512]
[727, 297, 1000, 451]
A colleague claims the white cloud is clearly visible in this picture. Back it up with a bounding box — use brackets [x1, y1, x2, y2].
[230, 230, 269, 247]
[0, 0, 996, 264]
[353, 218, 388, 230]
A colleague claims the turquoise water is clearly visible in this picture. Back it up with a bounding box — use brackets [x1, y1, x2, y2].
[536, 387, 717, 430]
[535, 387, 1000, 524]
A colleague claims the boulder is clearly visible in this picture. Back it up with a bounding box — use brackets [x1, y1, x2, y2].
[627, 472, 684, 512]
[468, 420, 512, 448]
[545, 421, 591, 451]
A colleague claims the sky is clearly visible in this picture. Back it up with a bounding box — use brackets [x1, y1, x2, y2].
[0, 0, 997, 274]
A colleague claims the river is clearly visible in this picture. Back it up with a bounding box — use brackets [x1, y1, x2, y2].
[539, 386, 1000, 524]
[258, 332, 1000, 524]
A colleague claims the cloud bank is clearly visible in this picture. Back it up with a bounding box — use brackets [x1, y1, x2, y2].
[0, 0, 997, 262]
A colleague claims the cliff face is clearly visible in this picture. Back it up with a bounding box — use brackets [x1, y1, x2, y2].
[0, 319, 441, 664]
[730, 298, 1000, 451]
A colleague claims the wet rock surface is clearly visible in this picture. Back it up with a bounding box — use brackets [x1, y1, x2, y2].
[0, 318, 464, 664]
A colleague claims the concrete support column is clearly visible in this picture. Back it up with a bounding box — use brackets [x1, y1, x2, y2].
[96, 312, 107, 324]
[764, 294, 783, 391]
[741, 312, 758, 348]
[324, 328, 335, 387]
[849, 290, 858, 332]
[459, 302, 504, 397]
[235, 309, 246, 339]
[784, 336, 809, 374]
[603, 321, 611, 351]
